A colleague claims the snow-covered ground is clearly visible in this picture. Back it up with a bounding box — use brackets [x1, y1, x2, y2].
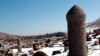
[13, 47, 67, 56]
[13, 44, 100, 56]
[12, 33, 100, 56]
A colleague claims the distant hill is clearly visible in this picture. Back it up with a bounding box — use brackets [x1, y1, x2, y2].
[87, 18, 100, 28]
[0, 32, 23, 40]
[0, 32, 10, 40]
[87, 18, 100, 32]
[0, 32, 66, 40]
[45, 32, 66, 37]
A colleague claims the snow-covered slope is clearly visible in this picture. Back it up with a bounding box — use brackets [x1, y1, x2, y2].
[86, 18, 100, 32]
[13, 46, 100, 56]
[13, 40, 100, 56]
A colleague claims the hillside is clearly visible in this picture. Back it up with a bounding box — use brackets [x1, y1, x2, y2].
[87, 18, 100, 32]
[0, 32, 66, 41]
[87, 18, 100, 27]
[0, 32, 10, 40]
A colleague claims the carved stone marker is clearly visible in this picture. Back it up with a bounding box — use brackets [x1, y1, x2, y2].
[17, 38, 22, 52]
[66, 5, 87, 56]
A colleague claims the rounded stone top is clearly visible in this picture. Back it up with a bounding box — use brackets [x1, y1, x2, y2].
[67, 5, 85, 15]
[66, 5, 86, 23]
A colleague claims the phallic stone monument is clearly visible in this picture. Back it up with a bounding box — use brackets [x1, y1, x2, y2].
[17, 38, 22, 52]
[66, 5, 87, 56]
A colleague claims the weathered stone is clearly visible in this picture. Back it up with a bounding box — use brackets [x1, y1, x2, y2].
[17, 38, 22, 52]
[66, 5, 87, 56]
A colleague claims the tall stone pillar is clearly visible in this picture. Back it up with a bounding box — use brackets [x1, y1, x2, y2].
[17, 38, 22, 52]
[66, 5, 87, 56]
